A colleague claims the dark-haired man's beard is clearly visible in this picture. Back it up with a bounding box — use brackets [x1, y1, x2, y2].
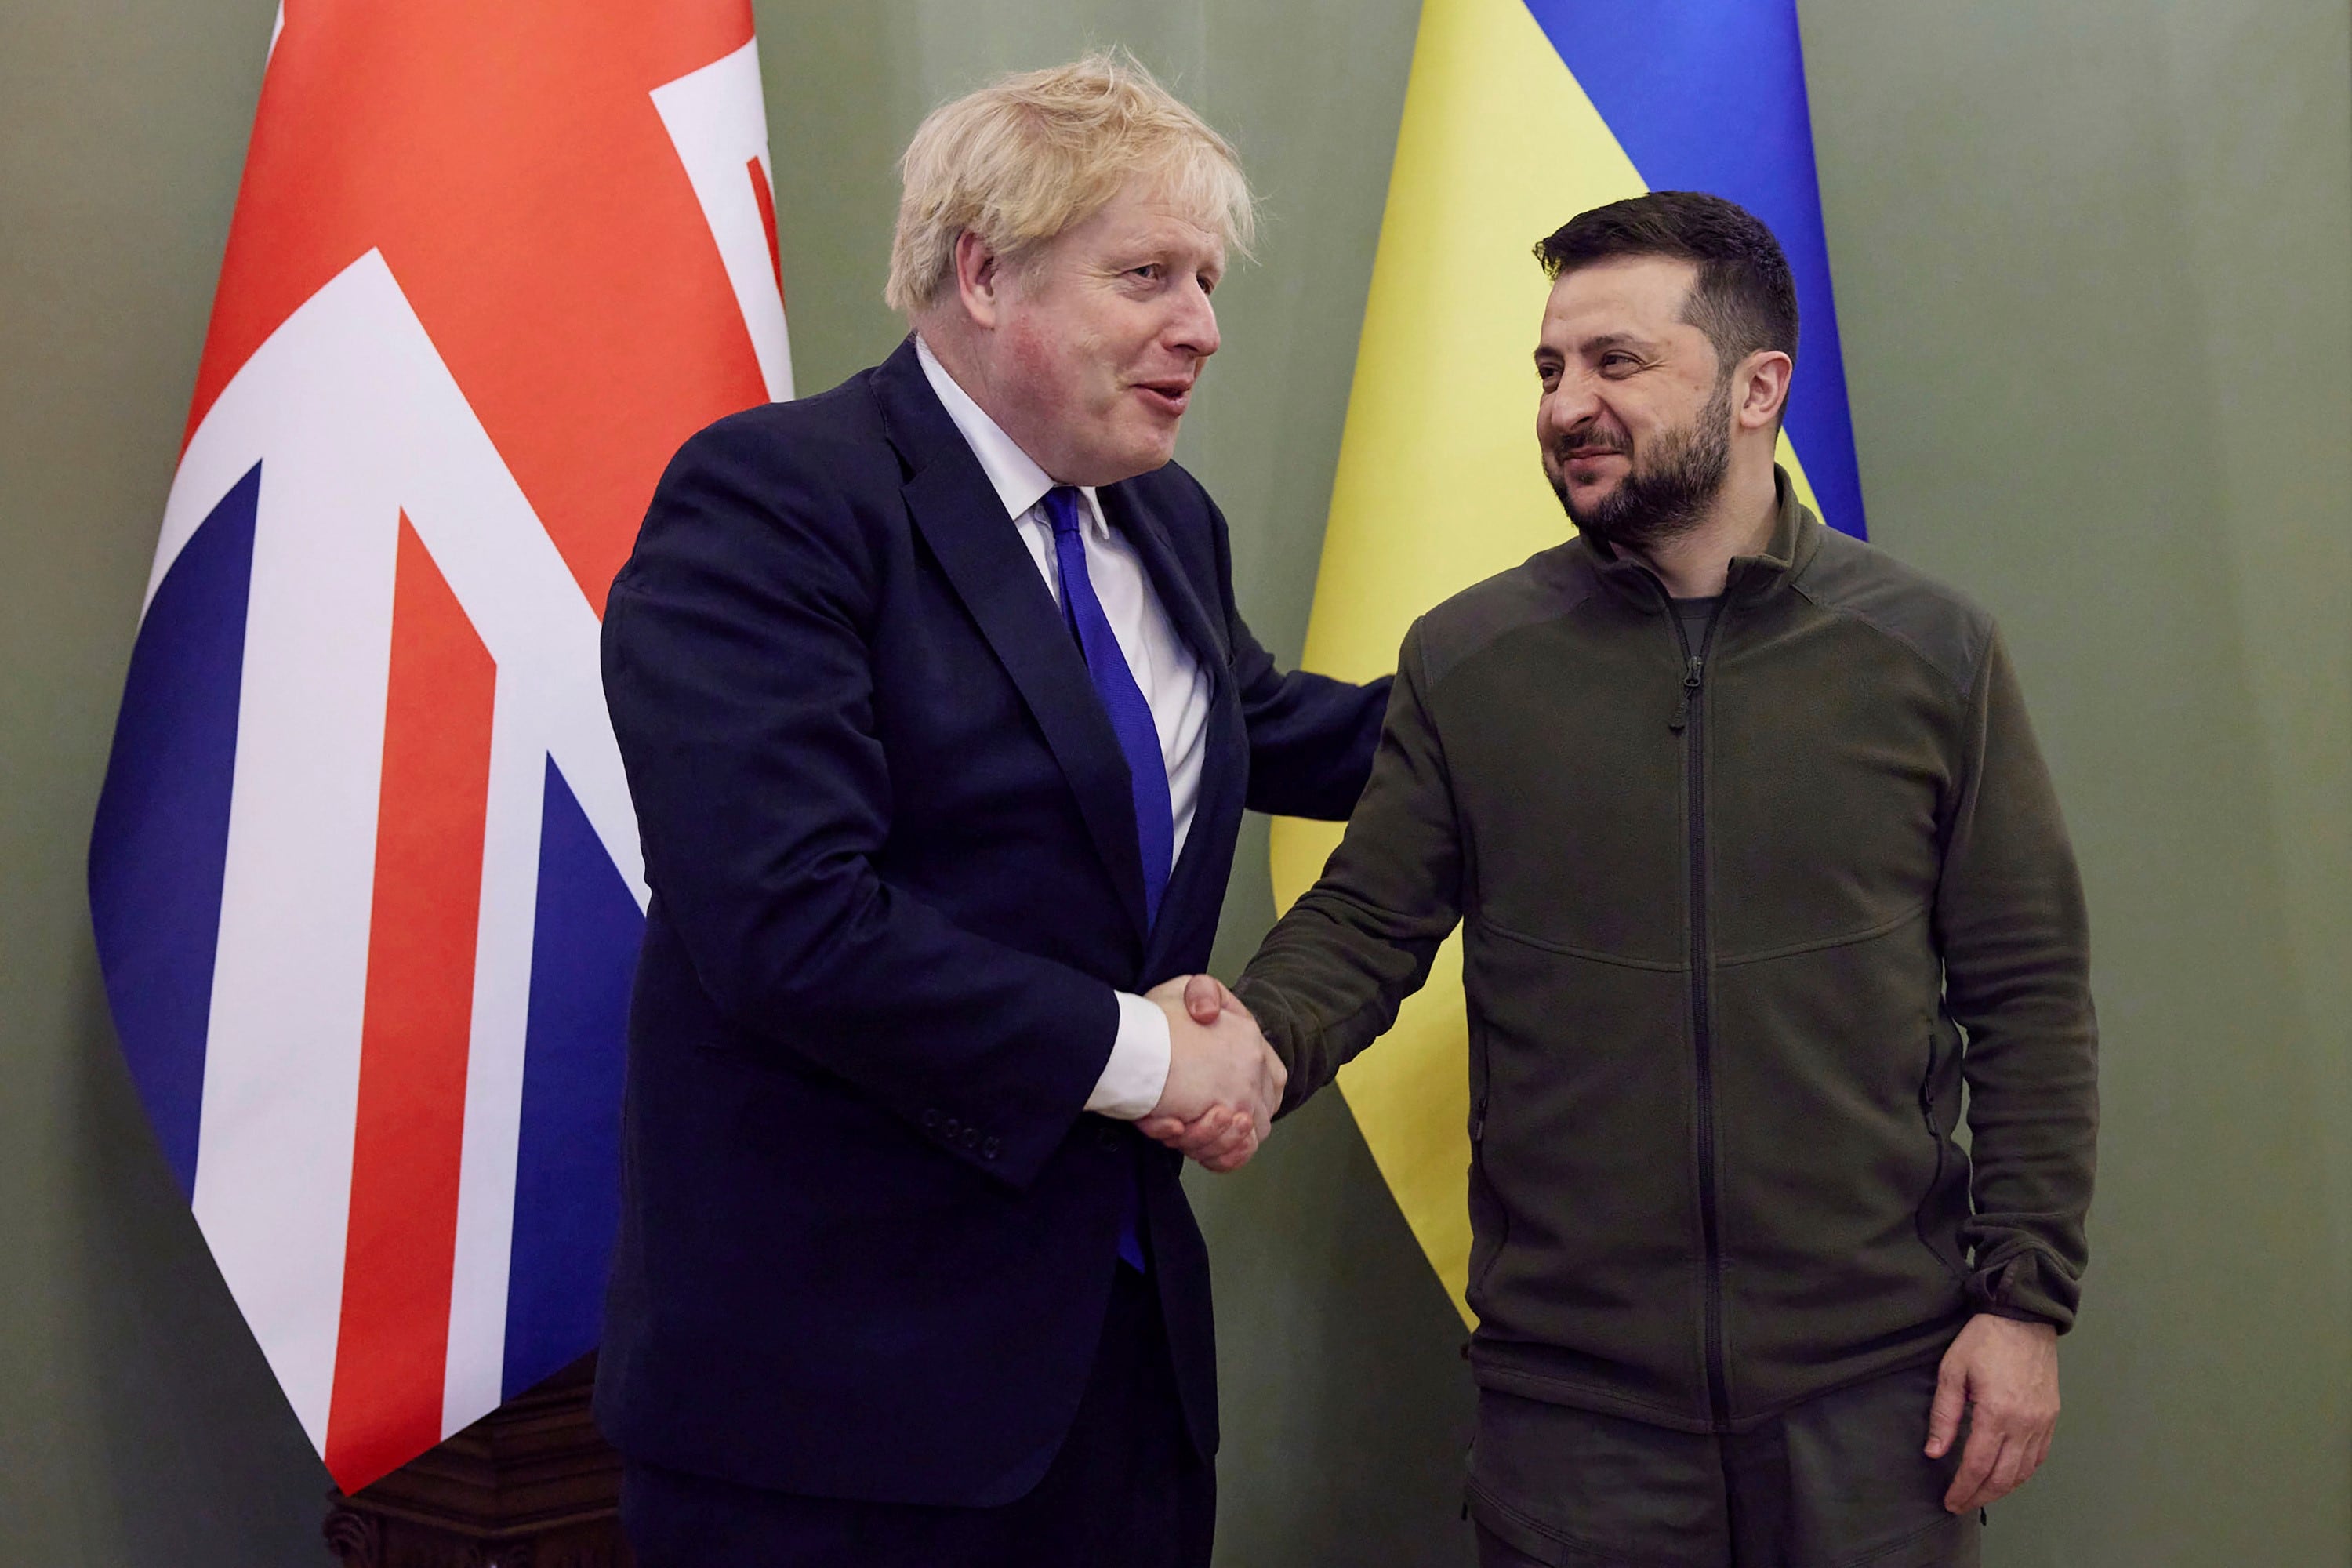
[1551, 376, 1734, 554]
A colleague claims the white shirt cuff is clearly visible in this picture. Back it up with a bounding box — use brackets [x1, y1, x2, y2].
[1087, 992, 1174, 1120]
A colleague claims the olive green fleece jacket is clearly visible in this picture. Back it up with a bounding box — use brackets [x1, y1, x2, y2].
[1236, 470, 2096, 1435]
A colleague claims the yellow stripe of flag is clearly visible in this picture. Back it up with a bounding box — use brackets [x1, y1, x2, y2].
[1272, 0, 1824, 1327]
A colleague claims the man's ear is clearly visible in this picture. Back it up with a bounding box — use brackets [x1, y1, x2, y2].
[952, 230, 1006, 330]
[1736, 349, 1794, 432]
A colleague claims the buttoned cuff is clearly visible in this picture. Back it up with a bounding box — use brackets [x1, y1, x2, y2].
[1086, 992, 1173, 1120]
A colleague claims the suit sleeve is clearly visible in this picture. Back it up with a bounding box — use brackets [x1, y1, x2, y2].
[1201, 491, 1392, 818]
[603, 419, 1118, 1189]
[1234, 622, 1465, 1111]
[1936, 626, 2100, 1329]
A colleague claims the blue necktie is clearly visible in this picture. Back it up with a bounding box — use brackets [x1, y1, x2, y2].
[1044, 488, 1174, 924]
[1044, 486, 1168, 1273]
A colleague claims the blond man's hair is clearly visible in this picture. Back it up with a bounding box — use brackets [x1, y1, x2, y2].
[884, 51, 1257, 316]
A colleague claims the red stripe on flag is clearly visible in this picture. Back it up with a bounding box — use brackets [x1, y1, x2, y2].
[185, 2, 765, 615]
[324, 516, 498, 1490]
[746, 155, 785, 311]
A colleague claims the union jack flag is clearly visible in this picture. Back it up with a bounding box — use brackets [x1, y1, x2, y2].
[87, 0, 789, 1491]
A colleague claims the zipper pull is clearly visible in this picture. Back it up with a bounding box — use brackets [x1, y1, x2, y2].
[1669, 655, 1704, 731]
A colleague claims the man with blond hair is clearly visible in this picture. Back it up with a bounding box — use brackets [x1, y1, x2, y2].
[593, 53, 1387, 1566]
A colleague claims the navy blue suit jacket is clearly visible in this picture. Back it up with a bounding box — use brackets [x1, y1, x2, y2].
[593, 338, 1389, 1507]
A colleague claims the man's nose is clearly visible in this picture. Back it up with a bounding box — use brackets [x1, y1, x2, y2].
[1540, 376, 1601, 438]
[1169, 278, 1219, 358]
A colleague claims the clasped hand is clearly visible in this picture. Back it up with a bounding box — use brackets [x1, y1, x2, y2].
[1136, 975, 1284, 1173]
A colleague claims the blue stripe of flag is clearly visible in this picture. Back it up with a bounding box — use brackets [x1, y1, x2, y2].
[1521, 0, 1868, 539]
[88, 462, 263, 1196]
[500, 757, 643, 1400]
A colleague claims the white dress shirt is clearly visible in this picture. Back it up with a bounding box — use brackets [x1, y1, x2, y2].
[916, 337, 1210, 1120]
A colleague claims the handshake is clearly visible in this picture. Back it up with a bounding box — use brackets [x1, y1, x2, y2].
[1136, 975, 1287, 1174]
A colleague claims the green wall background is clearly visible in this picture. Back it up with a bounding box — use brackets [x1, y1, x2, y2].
[2, 2, 2343, 1563]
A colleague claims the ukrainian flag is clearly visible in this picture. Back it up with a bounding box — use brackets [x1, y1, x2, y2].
[1272, 0, 1867, 1325]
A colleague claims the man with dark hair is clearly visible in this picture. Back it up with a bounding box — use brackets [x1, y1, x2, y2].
[1525, 191, 1802, 555]
[1536, 188, 1801, 381]
[1160, 191, 2098, 1566]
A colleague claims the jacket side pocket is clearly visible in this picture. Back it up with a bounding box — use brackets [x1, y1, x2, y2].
[1914, 1028, 1970, 1289]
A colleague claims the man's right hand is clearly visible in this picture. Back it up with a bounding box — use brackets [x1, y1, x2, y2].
[1140, 975, 1283, 1173]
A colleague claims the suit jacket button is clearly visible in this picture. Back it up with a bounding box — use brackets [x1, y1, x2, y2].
[921, 1109, 940, 1131]
[942, 1116, 961, 1140]
[982, 1136, 1000, 1160]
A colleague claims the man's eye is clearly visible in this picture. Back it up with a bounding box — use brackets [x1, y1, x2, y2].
[1131, 263, 1164, 282]
[1600, 354, 1639, 375]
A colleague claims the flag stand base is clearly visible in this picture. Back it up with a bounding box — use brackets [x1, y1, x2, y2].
[321, 1352, 630, 1566]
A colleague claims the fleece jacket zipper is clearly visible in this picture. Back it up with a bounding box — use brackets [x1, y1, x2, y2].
[1666, 587, 1730, 1428]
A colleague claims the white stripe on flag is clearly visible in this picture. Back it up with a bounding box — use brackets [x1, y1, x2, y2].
[440, 673, 546, 1437]
[187, 260, 410, 1450]
[652, 38, 795, 404]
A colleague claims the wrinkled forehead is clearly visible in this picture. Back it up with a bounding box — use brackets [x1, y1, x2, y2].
[1027, 172, 1235, 281]
[1122, 183, 1231, 263]
[1541, 255, 1704, 343]
[1082, 148, 1248, 254]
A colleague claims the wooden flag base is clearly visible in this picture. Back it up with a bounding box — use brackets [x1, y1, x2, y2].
[322, 1353, 631, 1567]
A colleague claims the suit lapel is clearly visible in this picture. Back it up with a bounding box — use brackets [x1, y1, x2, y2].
[1098, 484, 1231, 686]
[876, 343, 1152, 943]
[1098, 483, 1247, 960]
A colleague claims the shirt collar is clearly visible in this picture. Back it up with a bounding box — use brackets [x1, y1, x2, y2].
[915, 335, 1108, 539]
